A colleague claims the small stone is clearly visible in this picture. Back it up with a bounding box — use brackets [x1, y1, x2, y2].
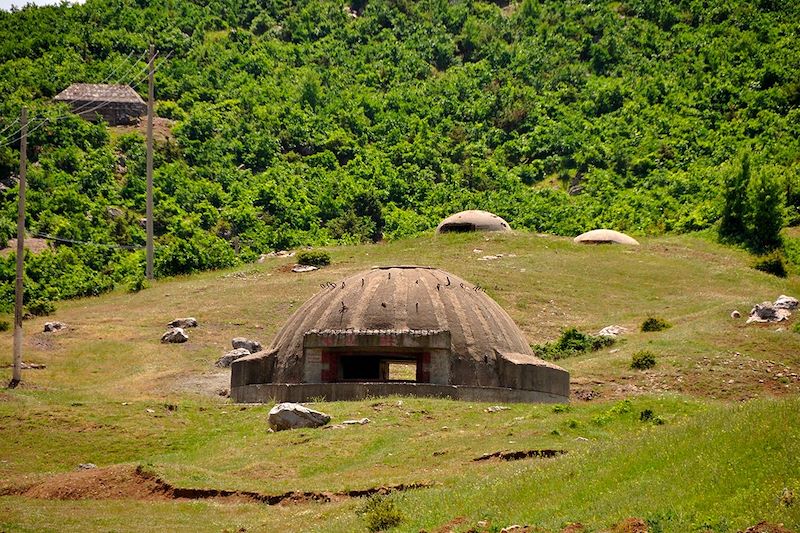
[43, 321, 67, 333]
[161, 328, 188, 343]
[342, 418, 370, 425]
[146, 408, 155, 413]
[730, 310, 741, 319]
[168, 317, 198, 328]
[485, 405, 510, 413]
[576, 437, 589, 442]
[78, 463, 97, 470]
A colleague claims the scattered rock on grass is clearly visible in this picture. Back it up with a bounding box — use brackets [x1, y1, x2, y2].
[268, 402, 330, 431]
[342, 418, 370, 425]
[215, 348, 251, 368]
[485, 405, 510, 413]
[774, 295, 798, 310]
[747, 302, 790, 324]
[43, 321, 67, 333]
[161, 328, 188, 343]
[292, 264, 318, 273]
[597, 325, 627, 337]
[168, 317, 198, 328]
[78, 463, 97, 470]
[232, 337, 262, 353]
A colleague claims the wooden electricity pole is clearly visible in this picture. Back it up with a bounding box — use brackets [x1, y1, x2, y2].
[10, 108, 28, 389]
[145, 44, 155, 280]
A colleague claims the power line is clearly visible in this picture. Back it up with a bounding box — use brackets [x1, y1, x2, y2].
[30, 232, 148, 250]
[0, 49, 151, 148]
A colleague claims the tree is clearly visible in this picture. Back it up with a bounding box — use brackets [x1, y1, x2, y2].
[718, 153, 751, 243]
[745, 167, 784, 253]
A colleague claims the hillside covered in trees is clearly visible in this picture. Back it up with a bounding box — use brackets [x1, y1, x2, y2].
[0, 0, 799, 313]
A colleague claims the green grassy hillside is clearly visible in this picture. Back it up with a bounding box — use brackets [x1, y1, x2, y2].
[1, 232, 799, 531]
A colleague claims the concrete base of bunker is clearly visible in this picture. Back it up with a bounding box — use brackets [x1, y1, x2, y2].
[231, 382, 568, 404]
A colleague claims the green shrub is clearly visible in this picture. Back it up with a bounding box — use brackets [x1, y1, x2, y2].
[296, 250, 331, 267]
[641, 316, 671, 332]
[127, 274, 148, 293]
[27, 299, 55, 317]
[631, 350, 657, 370]
[534, 327, 616, 361]
[0, 320, 9, 332]
[753, 251, 788, 278]
[357, 495, 404, 532]
[793, 322, 800, 334]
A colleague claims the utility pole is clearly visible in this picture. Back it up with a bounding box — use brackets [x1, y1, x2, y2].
[145, 44, 155, 280]
[10, 108, 27, 389]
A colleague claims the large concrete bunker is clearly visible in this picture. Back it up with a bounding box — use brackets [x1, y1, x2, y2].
[574, 229, 639, 245]
[231, 266, 569, 403]
[436, 210, 512, 234]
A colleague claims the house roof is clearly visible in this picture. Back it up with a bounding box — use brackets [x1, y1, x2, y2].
[54, 84, 145, 104]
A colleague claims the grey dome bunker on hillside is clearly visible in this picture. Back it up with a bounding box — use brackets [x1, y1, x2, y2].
[436, 210, 512, 233]
[230, 266, 569, 403]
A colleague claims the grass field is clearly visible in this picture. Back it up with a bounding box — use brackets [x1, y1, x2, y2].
[1, 231, 799, 532]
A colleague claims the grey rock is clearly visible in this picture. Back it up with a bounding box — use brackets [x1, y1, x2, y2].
[268, 402, 331, 431]
[78, 463, 97, 470]
[747, 302, 790, 324]
[232, 337, 262, 353]
[485, 406, 509, 413]
[168, 317, 198, 328]
[774, 295, 798, 310]
[161, 328, 188, 343]
[597, 325, 627, 337]
[215, 348, 251, 368]
[292, 264, 318, 273]
[43, 321, 67, 333]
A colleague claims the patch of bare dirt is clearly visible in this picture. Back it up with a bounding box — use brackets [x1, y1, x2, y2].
[111, 117, 175, 143]
[605, 517, 648, 533]
[0, 237, 49, 257]
[2, 465, 430, 505]
[740, 522, 796, 533]
[431, 516, 467, 533]
[560, 524, 586, 533]
[473, 449, 566, 462]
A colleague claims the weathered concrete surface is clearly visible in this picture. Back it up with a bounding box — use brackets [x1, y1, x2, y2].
[233, 383, 568, 404]
[574, 229, 639, 245]
[231, 351, 276, 387]
[436, 210, 512, 233]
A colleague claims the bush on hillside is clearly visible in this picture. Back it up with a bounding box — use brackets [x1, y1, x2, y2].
[641, 316, 671, 332]
[0, 320, 9, 332]
[357, 495, 404, 532]
[753, 251, 788, 278]
[535, 327, 615, 361]
[631, 350, 657, 370]
[296, 250, 331, 267]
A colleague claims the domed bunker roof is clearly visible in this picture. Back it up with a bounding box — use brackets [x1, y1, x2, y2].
[574, 229, 639, 245]
[436, 210, 511, 233]
[231, 266, 569, 403]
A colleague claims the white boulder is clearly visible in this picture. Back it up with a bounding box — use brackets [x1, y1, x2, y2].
[268, 402, 331, 431]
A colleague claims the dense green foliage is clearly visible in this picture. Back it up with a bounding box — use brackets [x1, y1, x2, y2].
[296, 249, 331, 266]
[534, 327, 614, 360]
[0, 0, 799, 311]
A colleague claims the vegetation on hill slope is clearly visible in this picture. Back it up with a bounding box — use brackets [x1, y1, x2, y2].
[0, 0, 799, 312]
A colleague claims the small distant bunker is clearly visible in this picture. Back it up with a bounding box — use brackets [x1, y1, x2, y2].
[54, 84, 146, 126]
[231, 266, 569, 403]
[436, 210, 511, 234]
[574, 229, 639, 246]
